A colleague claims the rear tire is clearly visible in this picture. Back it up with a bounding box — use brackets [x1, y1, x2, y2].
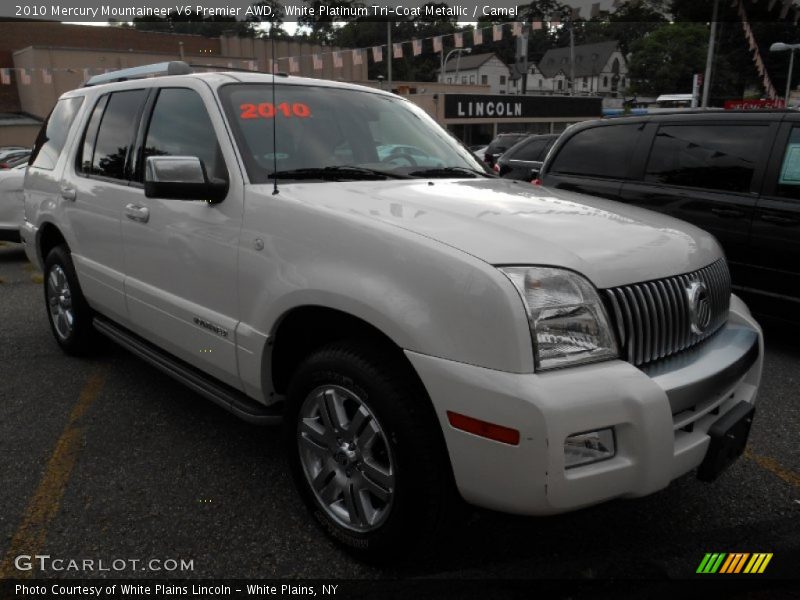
[284, 341, 453, 562]
[43, 245, 96, 355]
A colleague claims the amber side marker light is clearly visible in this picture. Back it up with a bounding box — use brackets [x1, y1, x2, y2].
[446, 411, 520, 445]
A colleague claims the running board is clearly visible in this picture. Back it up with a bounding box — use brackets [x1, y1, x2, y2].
[93, 317, 282, 425]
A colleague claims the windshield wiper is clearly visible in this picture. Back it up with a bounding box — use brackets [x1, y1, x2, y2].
[268, 166, 410, 181]
[407, 166, 494, 179]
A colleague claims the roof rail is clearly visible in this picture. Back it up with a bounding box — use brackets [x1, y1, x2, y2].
[84, 61, 193, 87]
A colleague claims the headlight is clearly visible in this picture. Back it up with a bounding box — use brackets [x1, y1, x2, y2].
[499, 267, 618, 370]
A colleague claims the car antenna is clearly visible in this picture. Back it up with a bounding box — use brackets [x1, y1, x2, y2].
[271, 32, 279, 196]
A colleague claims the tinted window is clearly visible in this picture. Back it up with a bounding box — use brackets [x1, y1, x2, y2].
[142, 88, 227, 182]
[512, 137, 553, 161]
[645, 124, 768, 193]
[777, 126, 800, 200]
[30, 97, 84, 170]
[487, 135, 526, 155]
[77, 94, 109, 174]
[91, 90, 146, 180]
[550, 124, 640, 178]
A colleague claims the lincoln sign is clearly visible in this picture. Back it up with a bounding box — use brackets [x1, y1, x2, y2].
[443, 94, 602, 120]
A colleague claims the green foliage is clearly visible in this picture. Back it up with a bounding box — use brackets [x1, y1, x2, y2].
[627, 22, 708, 95]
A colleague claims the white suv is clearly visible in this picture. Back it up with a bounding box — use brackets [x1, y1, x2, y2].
[21, 63, 763, 560]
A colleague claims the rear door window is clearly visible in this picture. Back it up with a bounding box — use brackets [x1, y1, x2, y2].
[549, 124, 640, 179]
[776, 126, 800, 200]
[645, 124, 768, 193]
[88, 90, 147, 181]
[29, 96, 84, 170]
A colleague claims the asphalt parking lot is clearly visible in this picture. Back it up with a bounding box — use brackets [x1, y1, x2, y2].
[1, 240, 798, 582]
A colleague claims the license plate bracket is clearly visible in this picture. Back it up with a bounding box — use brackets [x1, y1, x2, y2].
[697, 402, 756, 482]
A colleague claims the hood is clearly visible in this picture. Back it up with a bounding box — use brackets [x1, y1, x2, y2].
[261, 178, 723, 289]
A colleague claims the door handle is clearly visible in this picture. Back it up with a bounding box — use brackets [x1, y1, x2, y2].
[710, 207, 745, 218]
[60, 186, 76, 201]
[760, 214, 796, 225]
[125, 203, 150, 223]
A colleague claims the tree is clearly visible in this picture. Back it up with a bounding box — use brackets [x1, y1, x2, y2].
[627, 22, 708, 95]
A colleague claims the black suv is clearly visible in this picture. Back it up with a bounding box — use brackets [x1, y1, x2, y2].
[496, 134, 559, 180]
[483, 132, 529, 168]
[539, 111, 800, 320]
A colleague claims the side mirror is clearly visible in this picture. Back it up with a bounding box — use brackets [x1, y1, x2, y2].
[144, 156, 227, 203]
[529, 166, 541, 181]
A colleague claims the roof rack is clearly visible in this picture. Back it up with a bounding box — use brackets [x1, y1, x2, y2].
[84, 61, 193, 87]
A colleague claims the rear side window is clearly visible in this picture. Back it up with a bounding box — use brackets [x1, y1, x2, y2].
[85, 90, 147, 181]
[777, 126, 800, 200]
[512, 137, 554, 161]
[29, 97, 84, 170]
[141, 88, 227, 182]
[549, 125, 640, 179]
[645, 124, 768, 193]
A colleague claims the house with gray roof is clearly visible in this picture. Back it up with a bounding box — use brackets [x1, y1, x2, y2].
[527, 41, 628, 97]
[437, 52, 514, 95]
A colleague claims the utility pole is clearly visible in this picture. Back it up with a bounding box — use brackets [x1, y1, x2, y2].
[569, 19, 575, 96]
[702, 0, 719, 107]
[387, 22, 392, 91]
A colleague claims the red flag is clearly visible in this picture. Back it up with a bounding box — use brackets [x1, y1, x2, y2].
[372, 46, 383, 63]
[493, 24, 503, 42]
[454, 32, 463, 48]
[393, 43, 403, 59]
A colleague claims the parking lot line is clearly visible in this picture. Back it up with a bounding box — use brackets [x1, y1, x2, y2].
[0, 368, 107, 579]
[745, 449, 800, 490]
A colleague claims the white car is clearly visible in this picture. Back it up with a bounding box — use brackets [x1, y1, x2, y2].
[0, 163, 26, 242]
[21, 63, 763, 561]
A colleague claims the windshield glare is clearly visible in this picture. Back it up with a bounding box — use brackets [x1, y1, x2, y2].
[220, 83, 485, 182]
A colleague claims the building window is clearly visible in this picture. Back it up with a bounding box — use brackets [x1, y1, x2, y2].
[603, 76, 608, 88]
[447, 77, 452, 83]
[470, 75, 476, 84]
[500, 75, 506, 85]
[461, 76, 467, 84]
[481, 75, 488, 85]
[538, 79, 543, 88]
[557, 80, 563, 91]
[583, 78, 588, 89]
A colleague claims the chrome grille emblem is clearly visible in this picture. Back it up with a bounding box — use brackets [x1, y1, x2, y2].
[686, 281, 711, 335]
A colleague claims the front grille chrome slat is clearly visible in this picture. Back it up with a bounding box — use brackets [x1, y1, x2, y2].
[603, 259, 731, 367]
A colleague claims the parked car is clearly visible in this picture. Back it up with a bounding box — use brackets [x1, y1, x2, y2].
[0, 163, 26, 242]
[483, 132, 528, 167]
[0, 148, 29, 168]
[495, 134, 559, 180]
[22, 63, 763, 561]
[0, 151, 30, 169]
[539, 111, 800, 321]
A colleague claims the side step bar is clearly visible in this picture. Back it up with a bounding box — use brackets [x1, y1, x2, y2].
[94, 316, 282, 425]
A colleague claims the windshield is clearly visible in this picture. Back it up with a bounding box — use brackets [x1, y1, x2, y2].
[219, 83, 488, 183]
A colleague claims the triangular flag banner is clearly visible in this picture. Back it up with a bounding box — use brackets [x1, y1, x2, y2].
[433, 36, 442, 53]
[473, 28, 483, 45]
[42, 68, 52, 84]
[512, 22, 522, 37]
[393, 43, 403, 59]
[493, 24, 503, 42]
[454, 32, 463, 48]
[353, 49, 363, 66]
[248, 60, 257, 71]
[0, 68, 9, 85]
[372, 46, 383, 63]
[288, 56, 299, 73]
[532, 21, 543, 30]
[333, 51, 343, 68]
[412, 39, 422, 56]
[313, 53, 323, 70]
[20, 68, 31, 85]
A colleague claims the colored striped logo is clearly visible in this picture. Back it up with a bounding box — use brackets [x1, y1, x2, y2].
[696, 553, 773, 574]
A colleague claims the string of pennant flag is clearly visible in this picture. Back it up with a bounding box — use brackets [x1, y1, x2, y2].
[736, 0, 778, 100]
[0, 19, 563, 85]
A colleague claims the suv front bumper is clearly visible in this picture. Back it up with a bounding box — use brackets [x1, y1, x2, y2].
[406, 294, 762, 515]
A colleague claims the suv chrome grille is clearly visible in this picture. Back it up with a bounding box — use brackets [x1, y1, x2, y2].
[603, 260, 731, 366]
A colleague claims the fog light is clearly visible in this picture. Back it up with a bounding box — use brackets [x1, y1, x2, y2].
[564, 428, 615, 469]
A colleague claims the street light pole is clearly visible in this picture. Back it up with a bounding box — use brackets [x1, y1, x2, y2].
[770, 42, 800, 106]
[441, 48, 471, 84]
[387, 22, 392, 91]
[701, 0, 719, 107]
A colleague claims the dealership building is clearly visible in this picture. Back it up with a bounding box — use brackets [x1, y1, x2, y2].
[0, 21, 601, 147]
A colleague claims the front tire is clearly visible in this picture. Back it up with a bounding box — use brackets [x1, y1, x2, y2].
[43, 245, 96, 355]
[285, 341, 453, 562]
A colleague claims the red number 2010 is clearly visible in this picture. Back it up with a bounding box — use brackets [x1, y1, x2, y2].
[240, 102, 311, 119]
